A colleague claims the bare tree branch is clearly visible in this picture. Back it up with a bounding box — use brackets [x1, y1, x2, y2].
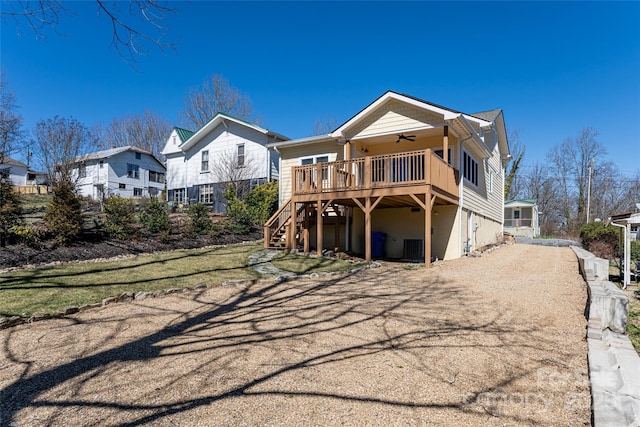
[182, 74, 256, 129]
[0, 71, 25, 165]
[211, 148, 258, 201]
[34, 116, 95, 184]
[97, 110, 171, 159]
[313, 115, 339, 135]
[1, 0, 177, 66]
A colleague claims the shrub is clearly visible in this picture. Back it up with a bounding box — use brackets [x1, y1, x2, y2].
[224, 185, 253, 234]
[104, 196, 135, 240]
[244, 180, 279, 225]
[139, 198, 170, 234]
[44, 180, 82, 245]
[188, 203, 212, 235]
[631, 240, 640, 262]
[0, 171, 23, 247]
[580, 222, 619, 258]
[12, 224, 43, 247]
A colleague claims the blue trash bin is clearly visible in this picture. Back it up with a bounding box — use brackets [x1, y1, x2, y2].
[371, 232, 387, 258]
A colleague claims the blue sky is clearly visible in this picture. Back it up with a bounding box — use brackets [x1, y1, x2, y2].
[2, 1, 639, 178]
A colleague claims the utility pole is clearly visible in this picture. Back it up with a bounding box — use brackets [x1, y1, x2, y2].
[586, 157, 594, 223]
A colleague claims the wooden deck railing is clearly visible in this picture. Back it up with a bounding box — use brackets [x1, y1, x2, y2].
[292, 149, 458, 197]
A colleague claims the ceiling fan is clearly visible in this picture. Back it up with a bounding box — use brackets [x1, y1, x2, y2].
[396, 134, 416, 143]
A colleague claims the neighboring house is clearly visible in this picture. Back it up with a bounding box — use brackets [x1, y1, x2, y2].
[162, 112, 287, 212]
[504, 199, 540, 238]
[0, 156, 29, 186]
[71, 146, 166, 200]
[611, 210, 640, 286]
[265, 91, 509, 266]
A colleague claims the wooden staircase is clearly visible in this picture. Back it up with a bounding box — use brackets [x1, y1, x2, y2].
[264, 199, 347, 250]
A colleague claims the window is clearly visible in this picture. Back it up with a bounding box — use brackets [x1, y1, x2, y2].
[127, 164, 139, 179]
[463, 152, 478, 186]
[135, 152, 141, 160]
[149, 187, 159, 197]
[99, 160, 104, 169]
[201, 150, 209, 171]
[301, 155, 328, 165]
[174, 188, 186, 204]
[301, 155, 330, 180]
[133, 188, 143, 197]
[237, 144, 245, 167]
[199, 184, 214, 204]
[78, 164, 87, 178]
[489, 170, 493, 193]
[119, 183, 126, 189]
[149, 171, 165, 183]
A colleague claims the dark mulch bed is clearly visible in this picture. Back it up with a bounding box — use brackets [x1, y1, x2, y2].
[0, 229, 263, 270]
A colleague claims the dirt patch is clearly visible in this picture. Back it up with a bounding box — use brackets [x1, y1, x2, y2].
[0, 243, 590, 426]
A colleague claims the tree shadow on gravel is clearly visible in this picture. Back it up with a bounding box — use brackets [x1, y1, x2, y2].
[0, 266, 585, 426]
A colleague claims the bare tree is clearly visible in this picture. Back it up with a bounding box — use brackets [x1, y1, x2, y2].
[0, 71, 24, 164]
[1, 1, 177, 66]
[212, 148, 259, 200]
[522, 162, 561, 235]
[34, 116, 95, 184]
[504, 129, 525, 200]
[182, 74, 255, 129]
[98, 110, 171, 159]
[313, 115, 339, 135]
[547, 127, 606, 232]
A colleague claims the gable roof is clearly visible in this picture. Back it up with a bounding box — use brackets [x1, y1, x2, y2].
[73, 146, 165, 169]
[174, 127, 195, 143]
[505, 199, 537, 207]
[179, 112, 288, 152]
[0, 155, 29, 169]
[330, 90, 507, 158]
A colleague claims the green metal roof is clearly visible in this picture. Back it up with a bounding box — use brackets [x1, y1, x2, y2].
[174, 127, 195, 143]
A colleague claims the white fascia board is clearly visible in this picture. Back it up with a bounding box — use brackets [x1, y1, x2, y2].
[181, 113, 270, 152]
[331, 92, 458, 140]
[268, 134, 337, 150]
[454, 115, 491, 158]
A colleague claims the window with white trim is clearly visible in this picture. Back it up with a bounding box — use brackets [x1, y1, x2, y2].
[127, 164, 139, 179]
[199, 184, 214, 204]
[489, 170, 493, 193]
[301, 155, 329, 180]
[78, 163, 87, 178]
[201, 150, 209, 172]
[133, 187, 143, 197]
[237, 144, 245, 167]
[173, 188, 186, 204]
[463, 152, 478, 186]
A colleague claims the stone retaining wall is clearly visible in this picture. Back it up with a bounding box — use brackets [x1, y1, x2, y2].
[571, 246, 640, 426]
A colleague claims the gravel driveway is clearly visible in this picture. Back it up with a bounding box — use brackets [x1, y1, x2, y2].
[0, 243, 590, 426]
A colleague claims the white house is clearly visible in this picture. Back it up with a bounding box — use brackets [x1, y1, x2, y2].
[504, 199, 540, 238]
[264, 91, 510, 265]
[71, 146, 166, 200]
[162, 113, 287, 212]
[0, 156, 29, 186]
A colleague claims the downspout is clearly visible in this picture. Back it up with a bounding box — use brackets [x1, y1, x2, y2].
[610, 219, 629, 288]
[458, 139, 464, 256]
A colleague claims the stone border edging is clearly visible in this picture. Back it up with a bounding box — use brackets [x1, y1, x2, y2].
[0, 253, 379, 331]
[571, 246, 640, 426]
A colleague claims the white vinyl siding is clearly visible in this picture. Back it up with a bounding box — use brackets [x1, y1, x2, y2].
[461, 145, 504, 223]
[348, 99, 443, 139]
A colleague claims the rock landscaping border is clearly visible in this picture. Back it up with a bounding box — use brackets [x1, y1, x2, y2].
[571, 246, 640, 426]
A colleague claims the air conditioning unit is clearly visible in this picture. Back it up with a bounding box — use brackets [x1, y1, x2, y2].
[403, 239, 424, 261]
